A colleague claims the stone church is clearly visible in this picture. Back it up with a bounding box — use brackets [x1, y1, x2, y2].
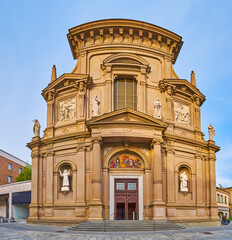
[27, 19, 220, 224]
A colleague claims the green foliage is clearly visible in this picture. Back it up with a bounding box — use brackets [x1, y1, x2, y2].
[16, 163, 31, 182]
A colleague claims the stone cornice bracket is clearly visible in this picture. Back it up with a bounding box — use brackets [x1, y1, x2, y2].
[158, 80, 176, 96]
[42, 89, 56, 103]
[75, 77, 93, 92]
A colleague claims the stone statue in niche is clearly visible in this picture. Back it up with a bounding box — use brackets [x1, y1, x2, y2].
[208, 123, 215, 140]
[33, 119, 41, 137]
[92, 95, 100, 116]
[58, 98, 76, 122]
[59, 169, 71, 191]
[153, 98, 161, 119]
[174, 102, 190, 125]
[180, 171, 188, 192]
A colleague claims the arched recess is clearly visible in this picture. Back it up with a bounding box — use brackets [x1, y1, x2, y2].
[175, 162, 193, 193]
[103, 53, 150, 66]
[174, 162, 194, 174]
[55, 160, 77, 193]
[103, 146, 150, 170]
[55, 160, 77, 173]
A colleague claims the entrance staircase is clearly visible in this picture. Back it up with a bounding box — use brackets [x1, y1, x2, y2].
[68, 220, 185, 232]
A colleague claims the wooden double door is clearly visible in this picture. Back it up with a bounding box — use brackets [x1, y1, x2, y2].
[114, 179, 138, 220]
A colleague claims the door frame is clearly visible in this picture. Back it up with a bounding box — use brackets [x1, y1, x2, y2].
[110, 174, 143, 220]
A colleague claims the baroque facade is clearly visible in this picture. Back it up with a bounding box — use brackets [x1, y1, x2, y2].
[27, 19, 220, 224]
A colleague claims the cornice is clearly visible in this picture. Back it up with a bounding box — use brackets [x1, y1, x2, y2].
[27, 131, 91, 149]
[164, 134, 220, 152]
[67, 19, 183, 64]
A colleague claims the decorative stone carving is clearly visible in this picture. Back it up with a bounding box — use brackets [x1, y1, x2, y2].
[104, 147, 113, 155]
[58, 98, 76, 122]
[180, 171, 188, 192]
[174, 102, 190, 125]
[92, 95, 100, 116]
[153, 98, 161, 119]
[59, 169, 71, 191]
[208, 123, 215, 140]
[33, 119, 41, 137]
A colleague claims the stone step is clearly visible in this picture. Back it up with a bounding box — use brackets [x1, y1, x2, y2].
[68, 220, 185, 232]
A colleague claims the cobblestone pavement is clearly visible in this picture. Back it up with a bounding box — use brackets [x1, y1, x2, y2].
[0, 221, 231, 239]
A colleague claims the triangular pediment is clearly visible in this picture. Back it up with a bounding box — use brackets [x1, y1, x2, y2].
[87, 108, 168, 129]
[160, 79, 205, 104]
[42, 73, 89, 94]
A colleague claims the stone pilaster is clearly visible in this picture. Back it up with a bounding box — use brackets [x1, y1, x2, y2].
[105, 66, 112, 113]
[151, 138, 166, 219]
[76, 147, 86, 204]
[45, 151, 54, 206]
[166, 147, 175, 204]
[89, 137, 103, 220]
[196, 153, 203, 206]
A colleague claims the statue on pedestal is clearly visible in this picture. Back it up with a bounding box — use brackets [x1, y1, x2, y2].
[180, 171, 188, 192]
[153, 98, 161, 119]
[59, 169, 71, 191]
[92, 95, 100, 116]
[208, 123, 215, 140]
[33, 119, 41, 137]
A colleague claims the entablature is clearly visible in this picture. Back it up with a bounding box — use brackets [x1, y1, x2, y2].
[67, 19, 183, 64]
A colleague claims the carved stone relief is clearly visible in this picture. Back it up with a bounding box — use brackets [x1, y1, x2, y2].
[174, 102, 190, 126]
[58, 98, 76, 122]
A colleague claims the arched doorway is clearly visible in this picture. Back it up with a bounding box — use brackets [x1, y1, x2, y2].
[108, 152, 144, 220]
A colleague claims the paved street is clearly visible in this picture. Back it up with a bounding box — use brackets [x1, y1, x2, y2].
[0, 221, 231, 240]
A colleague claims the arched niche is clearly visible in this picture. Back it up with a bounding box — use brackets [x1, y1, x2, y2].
[56, 161, 75, 192]
[177, 164, 192, 193]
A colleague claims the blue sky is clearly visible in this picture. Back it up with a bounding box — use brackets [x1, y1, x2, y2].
[0, 0, 231, 186]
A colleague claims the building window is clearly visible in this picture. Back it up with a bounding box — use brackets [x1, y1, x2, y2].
[19, 168, 22, 174]
[114, 76, 137, 111]
[217, 194, 219, 202]
[221, 195, 223, 203]
[128, 183, 136, 190]
[225, 196, 227, 204]
[116, 182, 125, 190]
[8, 176, 12, 183]
[8, 163, 12, 170]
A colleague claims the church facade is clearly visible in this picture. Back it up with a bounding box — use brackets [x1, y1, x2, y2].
[27, 19, 220, 224]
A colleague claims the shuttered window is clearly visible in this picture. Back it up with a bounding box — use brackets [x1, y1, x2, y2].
[114, 76, 137, 110]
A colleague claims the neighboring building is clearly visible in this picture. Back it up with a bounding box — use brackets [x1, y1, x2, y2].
[27, 19, 220, 224]
[216, 187, 230, 219]
[0, 149, 27, 185]
[0, 181, 31, 219]
[224, 187, 232, 217]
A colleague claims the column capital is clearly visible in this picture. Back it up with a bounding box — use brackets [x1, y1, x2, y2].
[166, 147, 175, 154]
[91, 137, 102, 144]
[151, 138, 163, 148]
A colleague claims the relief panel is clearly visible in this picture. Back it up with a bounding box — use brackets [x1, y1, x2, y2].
[174, 102, 190, 126]
[58, 97, 76, 122]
